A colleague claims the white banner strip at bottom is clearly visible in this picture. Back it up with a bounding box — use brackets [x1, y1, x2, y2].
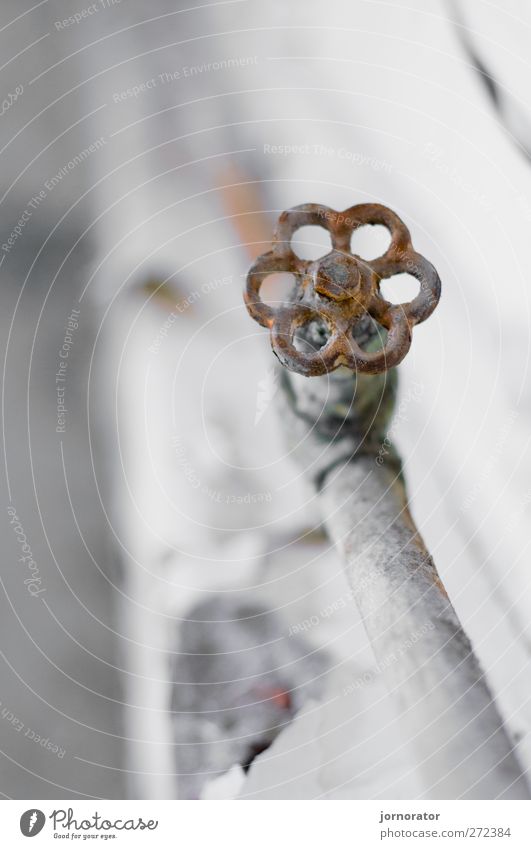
[2, 799, 530, 847]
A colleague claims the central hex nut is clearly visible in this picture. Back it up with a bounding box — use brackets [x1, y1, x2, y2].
[313, 251, 361, 301]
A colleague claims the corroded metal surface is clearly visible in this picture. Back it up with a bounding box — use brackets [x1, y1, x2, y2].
[244, 203, 441, 376]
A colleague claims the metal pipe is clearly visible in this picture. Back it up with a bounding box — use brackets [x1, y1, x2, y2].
[279, 363, 529, 799]
[245, 202, 530, 799]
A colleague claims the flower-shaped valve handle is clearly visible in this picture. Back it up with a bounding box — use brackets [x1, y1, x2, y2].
[244, 203, 440, 377]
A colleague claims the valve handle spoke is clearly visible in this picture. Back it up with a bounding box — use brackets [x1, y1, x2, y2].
[244, 203, 440, 376]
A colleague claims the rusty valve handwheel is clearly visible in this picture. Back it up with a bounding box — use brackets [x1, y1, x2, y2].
[244, 203, 441, 377]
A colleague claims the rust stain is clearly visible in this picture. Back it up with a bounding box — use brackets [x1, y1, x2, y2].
[244, 202, 441, 376]
[217, 164, 272, 260]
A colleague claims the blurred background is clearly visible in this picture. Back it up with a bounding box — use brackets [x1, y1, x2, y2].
[1, 0, 531, 800]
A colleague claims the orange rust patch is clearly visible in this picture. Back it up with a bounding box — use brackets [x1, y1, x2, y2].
[217, 164, 272, 260]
